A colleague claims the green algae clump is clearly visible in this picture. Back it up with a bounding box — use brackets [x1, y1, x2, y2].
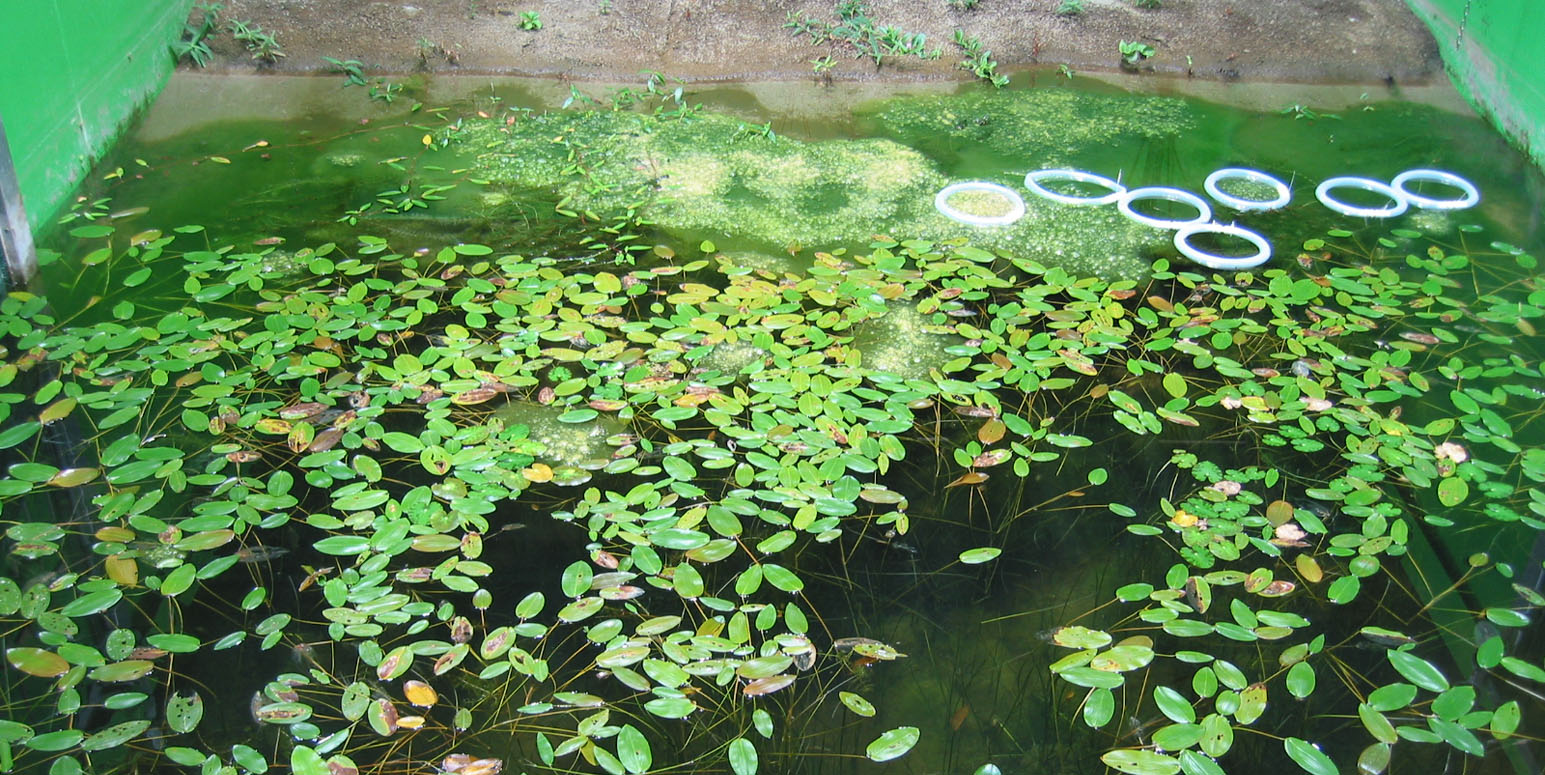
[450, 96, 1189, 279]
[861, 88, 1197, 169]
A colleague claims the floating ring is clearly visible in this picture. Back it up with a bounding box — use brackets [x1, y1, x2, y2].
[1391, 169, 1480, 210]
[1204, 168, 1292, 212]
[1117, 187, 1212, 229]
[934, 182, 1026, 227]
[1174, 222, 1273, 270]
[1023, 169, 1126, 206]
[1315, 177, 1409, 218]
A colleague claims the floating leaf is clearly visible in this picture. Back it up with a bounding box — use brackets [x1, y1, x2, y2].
[1286, 661, 1315, 699]
[314, 536, 372, 556]
[1084, 687, 1114, 728]
[1234, 683, 1267, 725]
[643, 697, 695, 719]
[1491, 700, 1520, 739]
[947, 471, 989, 487]
[1283, 738, 1337, 775]
[1357, 743, 1391, 775]
[729, 737, 758, 775]
[166, 691, 204, 734]
[617, 725, 652, 775]
[403, 680, 437, 707]
[1052, 626, 1112, 649]
[6, 647, 68, 677]
[88, 660, 153, 682]
[291, 746, 329, 775]
[1387, 650, 1448, 692]
[1101, 749, 1181, 775]
[1154, 686, 1196, 724]
[742, 674, 796, 696]
[1436, 477, 1468, 507]
[24, 729, 84, 751]
[865, 726, 919, 763]
[255, 702, 313, 725]
[958, 547, 1001, 564]
[81, 719, 151, 752]
[839, 691, 875, 717]
[377, 646, 412, 681]
[46, 467, 99, 488]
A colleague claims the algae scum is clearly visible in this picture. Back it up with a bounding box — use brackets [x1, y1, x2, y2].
[3, 77, 1545, 775]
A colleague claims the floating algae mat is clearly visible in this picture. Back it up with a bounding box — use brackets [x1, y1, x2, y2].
[451, 88, 1201, 278]
[4, 74, 1545, 775]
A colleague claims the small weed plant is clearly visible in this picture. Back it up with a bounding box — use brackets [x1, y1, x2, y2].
[1056, 0, 1084, 15]
[1119, 39, 1155, 67]
[785, 2, 941, 68]
[171, 2, 223, 66]
[952, 30, 1009, 88]
[322, 56, 368, 86]
[520, 11, 543, 30]
[227, 19, 285, 64]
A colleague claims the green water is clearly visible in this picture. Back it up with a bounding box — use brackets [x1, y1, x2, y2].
[4, 73, 1544, 775]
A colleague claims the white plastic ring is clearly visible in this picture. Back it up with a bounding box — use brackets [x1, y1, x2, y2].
[934, 182, 1026, 227]
[1023, 169, 1126, 206]
[1315, 177, 1409, 218]
[1391, 169, 1480, 210]
[1117, 187, 1212, 230]
[1174, 222, 1273, 270]
[1204, 168, 1292, 212]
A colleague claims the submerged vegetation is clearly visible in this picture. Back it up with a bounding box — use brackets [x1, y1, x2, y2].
[2, 77, 1544, 775]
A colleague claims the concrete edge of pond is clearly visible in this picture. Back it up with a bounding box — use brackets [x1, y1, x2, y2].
[137, 71, 1476, 143]
[193, 1, 1446, 89]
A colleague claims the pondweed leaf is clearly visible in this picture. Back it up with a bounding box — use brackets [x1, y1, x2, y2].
[839, 691, 875, 717]
[6, 647, 68, 677]
[166, 692, 204, 734]
[729, 737, 758, 775]
[1283, 737, 1337, 775]
[865, 726, 919, 762]
[958, 547, 1001, 564]
[1387, 650, 1449, 692]
[1100, 749, 1181, 775]
[616, 725, 651, 775]
[1083, 687, 1114, 728]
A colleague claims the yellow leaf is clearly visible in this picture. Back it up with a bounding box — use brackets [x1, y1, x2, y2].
[403, 679, 438, 707]
[106, 554, 139, 587]
[422, 134, 433, 147]
[1295, 554, 1324, 583]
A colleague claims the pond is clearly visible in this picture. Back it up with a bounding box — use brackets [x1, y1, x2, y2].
[2, 70, 1543, 775]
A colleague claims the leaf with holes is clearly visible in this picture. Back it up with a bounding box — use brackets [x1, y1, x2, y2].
[166, 691, 204, 734]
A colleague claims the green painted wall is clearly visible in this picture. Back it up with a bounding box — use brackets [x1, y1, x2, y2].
[0, 0, 194, 232]
[1407, 0, 1545, 169]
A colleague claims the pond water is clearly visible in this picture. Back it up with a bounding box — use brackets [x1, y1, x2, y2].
[3, 71, 1543, 775]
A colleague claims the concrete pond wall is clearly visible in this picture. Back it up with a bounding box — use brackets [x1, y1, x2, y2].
[0, 0, 194, 234]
